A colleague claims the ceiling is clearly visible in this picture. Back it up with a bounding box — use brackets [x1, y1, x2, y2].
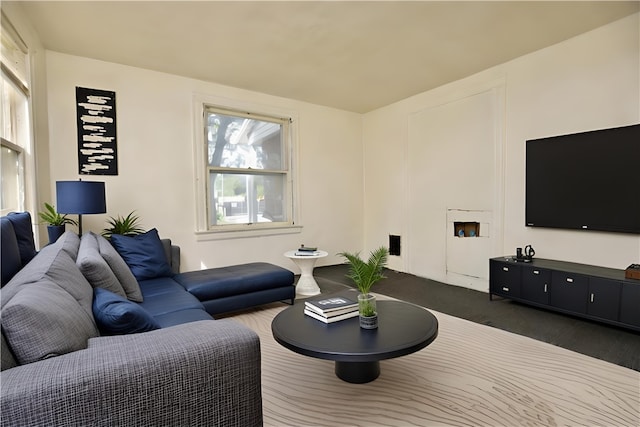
[12, 1, 640, 113]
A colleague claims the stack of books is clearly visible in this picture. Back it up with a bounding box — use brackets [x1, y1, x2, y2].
[295, 245, 321, 256]
[304, 292, 359, 323]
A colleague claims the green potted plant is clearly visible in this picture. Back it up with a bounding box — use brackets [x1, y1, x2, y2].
[101, 211, 145, 238]
[38, 202, 78, 243]
[338, 246, 389, 329]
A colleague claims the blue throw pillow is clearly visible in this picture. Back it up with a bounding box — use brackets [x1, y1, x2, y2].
[7, 212, 37, 264]
[110, 228, 173, 281]
[92, 288, 160, 335]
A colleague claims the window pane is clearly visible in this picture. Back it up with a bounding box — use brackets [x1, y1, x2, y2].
[1, 145, 21, 213]
[209, 172, 287, 225]
[206, 112, 284, 170]
[1, 74, 29, 147]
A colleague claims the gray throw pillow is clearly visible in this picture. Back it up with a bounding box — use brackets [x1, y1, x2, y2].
[3, 240, 95, 321]
[95, 233, 143, 302]
[78, 233, 127, 298]
[3, 242, 61, 291]
[56, 230, 81, 259]
[2, 281, 99, 365]
[43, 244, 97, 320]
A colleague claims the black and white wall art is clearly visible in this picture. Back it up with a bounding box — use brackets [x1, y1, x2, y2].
[76, 86, 118, 175]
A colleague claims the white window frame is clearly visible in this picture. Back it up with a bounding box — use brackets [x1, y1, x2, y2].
[192, 94, 301, 240]
[1, 14, 32, 217]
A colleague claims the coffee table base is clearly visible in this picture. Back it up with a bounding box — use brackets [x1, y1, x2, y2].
[335, 361, 380, 384]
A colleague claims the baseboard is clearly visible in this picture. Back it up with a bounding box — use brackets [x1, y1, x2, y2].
[445, 271, 489, 293]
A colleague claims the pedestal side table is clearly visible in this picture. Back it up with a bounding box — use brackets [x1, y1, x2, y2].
[284, 250, 328, 296]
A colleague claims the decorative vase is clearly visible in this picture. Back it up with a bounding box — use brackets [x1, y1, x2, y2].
[47, 225, 65, 244]
[357, 293, 378, 329]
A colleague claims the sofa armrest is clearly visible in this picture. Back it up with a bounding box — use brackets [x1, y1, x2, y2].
[0, 320, 262, 427]
[160, 238, 180, 274]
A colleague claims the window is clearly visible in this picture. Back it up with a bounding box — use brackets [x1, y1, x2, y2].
[1, 15, 30, 216]
[202, 105, 294, 231]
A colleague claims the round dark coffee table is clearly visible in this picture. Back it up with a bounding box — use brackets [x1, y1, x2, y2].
[271, 299, 438, 383]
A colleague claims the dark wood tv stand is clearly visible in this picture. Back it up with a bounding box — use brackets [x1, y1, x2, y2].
[489, 257, 640, 332]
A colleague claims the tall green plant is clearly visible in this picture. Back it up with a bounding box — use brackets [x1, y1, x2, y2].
[38, 202, 77, 226]
[101, 211, 145, 238]
[338, 246, 389, 295]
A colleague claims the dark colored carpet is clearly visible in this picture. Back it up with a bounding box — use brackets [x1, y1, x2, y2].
[312, 265, 640, 372]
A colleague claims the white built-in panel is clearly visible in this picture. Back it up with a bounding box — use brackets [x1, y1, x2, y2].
[407, 88, 502, 291]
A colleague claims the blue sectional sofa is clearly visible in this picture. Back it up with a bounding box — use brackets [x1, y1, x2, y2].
[0, 212, 295, 426]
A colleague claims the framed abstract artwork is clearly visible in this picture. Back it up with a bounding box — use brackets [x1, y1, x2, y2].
[76, 86, 118, 175]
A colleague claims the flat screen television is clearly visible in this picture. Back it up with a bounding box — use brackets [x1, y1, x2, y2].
[525, 123, 640, 234]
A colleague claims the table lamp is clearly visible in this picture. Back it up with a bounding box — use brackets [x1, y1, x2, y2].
[56, 180, 106, 235]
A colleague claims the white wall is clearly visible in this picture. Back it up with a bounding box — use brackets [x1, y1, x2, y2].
[363, 13, 640, 287]
[43, 52, 363, 272]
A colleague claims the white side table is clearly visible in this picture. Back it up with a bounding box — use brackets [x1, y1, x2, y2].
[284, 250, 328, 296]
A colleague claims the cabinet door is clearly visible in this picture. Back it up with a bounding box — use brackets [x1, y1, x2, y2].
[521, 266, 550, 305]
[550, 272, 589, 313]
[587, 278, 621, 321]
[619, 283, 640, 327]
[490, 260, 521, 298]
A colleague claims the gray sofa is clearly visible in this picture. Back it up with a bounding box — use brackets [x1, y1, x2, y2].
[1, 213, 268, 426]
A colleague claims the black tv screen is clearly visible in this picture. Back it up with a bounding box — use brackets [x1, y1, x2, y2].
[526, 124, 640, 234]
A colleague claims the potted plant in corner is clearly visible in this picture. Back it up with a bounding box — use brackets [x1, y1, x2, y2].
[338, 246, 389, 329]
[38, 202, 78, 243]
[101, 211, 145, 239]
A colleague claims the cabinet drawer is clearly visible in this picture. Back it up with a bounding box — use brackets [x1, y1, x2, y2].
[587, 278, 621, 321]
[490, 261, 521, 297]
[521, 266, 550, 305]
[550, 271, 589, 313]
[620, 283, 640, 327]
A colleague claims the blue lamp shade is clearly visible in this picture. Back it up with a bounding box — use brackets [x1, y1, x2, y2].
[56, 181, 106, 214]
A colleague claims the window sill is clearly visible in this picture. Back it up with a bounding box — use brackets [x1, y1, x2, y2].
[195, 224, 303, 241]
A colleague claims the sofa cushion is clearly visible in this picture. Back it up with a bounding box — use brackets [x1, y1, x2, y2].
[78, 233, 127, 298]
[110, 229, 173, 281]
[1, 217, 22, 287]
[137, 286, 205, 317]
[174, 262, 295, 300]
[2, 280, 99, 364]
[6, 212, 37, 265]
[92, 288, 160, 335]
[138, 276, 190, 298]
[153, 308, 214, 328]
[1, 331, 17, 371]
[96, 232, 143, 302]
